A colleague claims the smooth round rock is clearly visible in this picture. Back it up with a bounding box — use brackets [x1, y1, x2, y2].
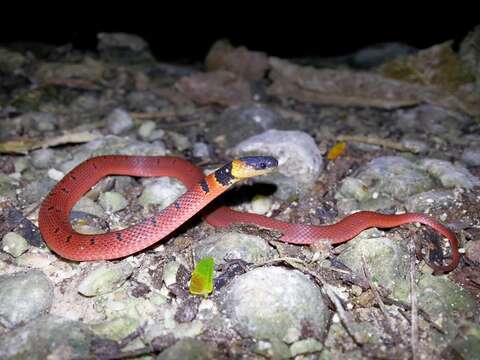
[157, 338, 214, 360]
[78, 261, 134, 297]
[221, 267, 328, 340]
[0, 270, 54, 328]
[2, 232, 29, 257]
[30, 148, 55, 169]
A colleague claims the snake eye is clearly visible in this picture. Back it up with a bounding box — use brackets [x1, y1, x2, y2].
[260, 163, 267, 169]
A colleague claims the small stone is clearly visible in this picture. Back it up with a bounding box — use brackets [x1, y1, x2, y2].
[192, 142, 210, 158]
[89, 316, 140, 341]
[290, 338, 323, 356]
[163, 261, 180, 287]
[2, 232, 29, 257]
[139, 178, 186, 209]
[98, 191, 128, 212]
[138, 120, 156, 139]
[250, 194, 272, 215]
[30, 148, 55, 169]
[47, 168, 64, 181]
[106, 108, 134, 135]
[157, 338, 214, 360]
[78, 261, 134, 297]
[462, 147, 480, 167]
[0, 270, 54, 328]
[168, 132, 191, 151]
[16, 252, 56, 268]
[282, 326, 301, 344]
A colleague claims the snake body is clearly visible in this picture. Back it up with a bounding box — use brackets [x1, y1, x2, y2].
[39, 155, 459, 272]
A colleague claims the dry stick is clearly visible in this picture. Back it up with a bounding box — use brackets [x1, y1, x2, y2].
[409, 238, 419, 360]
[337, 134, 419, 153]
[361, 256, 398, 341]
[323, 284, 364, 347]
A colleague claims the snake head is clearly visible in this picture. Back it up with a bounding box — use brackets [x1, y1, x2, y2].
[232, 156, 278, 178]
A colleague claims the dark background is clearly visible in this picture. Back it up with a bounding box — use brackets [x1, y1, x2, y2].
[0, 11, 477, 62]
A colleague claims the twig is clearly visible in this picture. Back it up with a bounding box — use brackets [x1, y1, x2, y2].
[337, 134, 419, 153]
[323, 284, 363, 347]
[361, 256, 397, 341]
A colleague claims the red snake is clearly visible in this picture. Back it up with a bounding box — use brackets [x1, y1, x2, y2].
[39, 155, 459, 272]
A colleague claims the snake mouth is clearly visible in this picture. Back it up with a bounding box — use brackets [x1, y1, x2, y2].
[232, 156, 278, 178]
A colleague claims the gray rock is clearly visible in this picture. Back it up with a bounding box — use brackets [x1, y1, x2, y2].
[0, 174, 17, 199]
[78, 261, 134, 297]
[336, 229, 409, 298]
[138, 120, 157, 139]
[404, 190, 456, 214]
[2, 232, 29, 257]
[420, 158, 480, 188]
[168, 131, 191, 151]
[106, 108, 134, 135]
[139, 178, 186, 209]
[19, 178, 56, 205]
[157, 338, 215, 360]
[30, 148, 55, 169]
[0, 270, 54, 328]
[232, 129, 323, 199]
[290, 338, 323, 356]
[192, 142, 210, 158]
[221, 267, 328, 340]
[208, 104, 282, 146]
[194, 232, 275, 265]
[461, 147, 480, 166]
[0, 315, 98, 360]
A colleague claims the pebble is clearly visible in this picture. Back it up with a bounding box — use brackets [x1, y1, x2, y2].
[168, 131, 191, 151]
[138, 120, 156, 139]
[2, 232, 29, 257]
[250, 194, 272, 215]
[461, 147, 480, 166]
[47, 168, 64, 181]
[465, 240, 480, 265]
[162, 261, 181, 287]
[78, 261, 134, 297]
[221, 267, 328, 340]
[30, 148, 55, 169]
[0, 270, 54, 328]
[106, 108, 134, 135]
[98, 191, 128, 212]
[192, 142, 210, 158]
[290, 338, 323, 356]
[157, 338, 214, 360]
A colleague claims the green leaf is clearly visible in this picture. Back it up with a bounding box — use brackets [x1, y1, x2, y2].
[189, 257, 215, 297]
